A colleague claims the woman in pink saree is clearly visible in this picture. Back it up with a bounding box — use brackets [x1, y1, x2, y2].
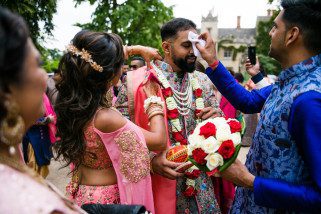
[54, 30, 166, 213]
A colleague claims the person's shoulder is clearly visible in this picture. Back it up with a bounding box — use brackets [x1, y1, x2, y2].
[94, 108, 127, 133]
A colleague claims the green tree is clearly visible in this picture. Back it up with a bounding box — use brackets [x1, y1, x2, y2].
[255, 4, 281, 75]
[74, 0, 173, 50]
[0, 0, 57, 50]
[42, 48, 62, 73]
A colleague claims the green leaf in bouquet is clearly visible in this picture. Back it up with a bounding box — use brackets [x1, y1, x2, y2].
[188, 157, 210, 172]
[218, 144, 242, 172]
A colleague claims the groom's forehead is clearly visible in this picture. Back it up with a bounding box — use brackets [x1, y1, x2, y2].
[175, 29, 197, 42]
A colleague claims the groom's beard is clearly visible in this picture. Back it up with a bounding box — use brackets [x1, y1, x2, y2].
[172, 53, 196, 73]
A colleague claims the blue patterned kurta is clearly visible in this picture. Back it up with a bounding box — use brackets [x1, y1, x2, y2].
[206, 54, 321, 213]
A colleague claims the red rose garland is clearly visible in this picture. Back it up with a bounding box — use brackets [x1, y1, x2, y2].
[152, 62, 205, 197]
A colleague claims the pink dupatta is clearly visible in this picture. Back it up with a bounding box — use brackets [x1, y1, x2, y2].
[93, 119, 155, 213]
[43, 93, 57, 144]
[127, 67, 177, 214]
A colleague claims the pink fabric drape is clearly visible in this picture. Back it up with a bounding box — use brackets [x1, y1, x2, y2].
[127, 67, 177, 214]
[93, 121, 155, 213]
[43, 93, 56, 144]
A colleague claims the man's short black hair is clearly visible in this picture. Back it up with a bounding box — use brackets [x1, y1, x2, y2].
[131, 56, 145, 65]
[281, 0, 321, 54]
[161, 18, 196, 41]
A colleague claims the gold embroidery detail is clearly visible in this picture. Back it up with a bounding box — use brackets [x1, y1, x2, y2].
[115, 130, 150, 183]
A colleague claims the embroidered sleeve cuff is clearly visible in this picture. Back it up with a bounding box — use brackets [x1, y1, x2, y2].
[251, 72, 264, 84]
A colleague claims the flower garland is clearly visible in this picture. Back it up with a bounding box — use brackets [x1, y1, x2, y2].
[151, 62, 204, 197]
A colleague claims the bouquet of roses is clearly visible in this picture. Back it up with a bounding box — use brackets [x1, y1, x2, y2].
[187, 117, 242, 175]
[166, 117, 242, 197]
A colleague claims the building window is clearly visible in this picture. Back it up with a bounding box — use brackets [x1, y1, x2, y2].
[224, 49, 232, 59]
[207, 27, 212, 34]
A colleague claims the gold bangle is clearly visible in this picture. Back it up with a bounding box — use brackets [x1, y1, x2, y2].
[146, 105, 163, 116]
[149, 152, 157, 174]
[148, 111, 164, 120]
[147, 108, 163, 117]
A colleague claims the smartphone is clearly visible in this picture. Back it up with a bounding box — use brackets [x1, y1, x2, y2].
[248, 46, 256, 65]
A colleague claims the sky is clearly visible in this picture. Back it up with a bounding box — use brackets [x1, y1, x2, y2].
[44, 0, 278, 50]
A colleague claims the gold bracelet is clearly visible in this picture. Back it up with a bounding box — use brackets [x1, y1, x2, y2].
[146, 105, 163, 116]
[148, 111, 164, 120]
[149, 152, 157, 174]
[147, 107, 164, 117]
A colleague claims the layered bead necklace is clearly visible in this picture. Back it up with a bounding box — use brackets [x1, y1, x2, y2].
[151, 61, 205, 197]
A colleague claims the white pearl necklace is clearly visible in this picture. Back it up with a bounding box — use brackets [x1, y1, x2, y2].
[152, 62, 194, 116]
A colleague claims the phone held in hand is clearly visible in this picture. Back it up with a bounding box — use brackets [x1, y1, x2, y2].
[248, 46, 256, 65]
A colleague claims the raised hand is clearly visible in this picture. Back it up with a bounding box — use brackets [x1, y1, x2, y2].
[245, 56, 260, 77]
[195, 32, 218, 66]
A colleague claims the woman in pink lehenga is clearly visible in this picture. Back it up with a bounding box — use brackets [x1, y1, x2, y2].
[54, 30, 167, 213]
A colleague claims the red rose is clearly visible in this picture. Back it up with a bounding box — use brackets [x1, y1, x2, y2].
[195, 109, 202, 116]
[192, 148, 207, 165]
[185, 169, 201, 179]
[167, 108, 179, 119]
[227, 120, 242, 133]
[199, 122, 216, 138]
[162, 87, 173, 97]
[180, 138, 188, 145]
[183, 186, 197, 197]
[218, 140, 235, 159]
[172, 132, 188, 145]
[193, 88, 203, 97]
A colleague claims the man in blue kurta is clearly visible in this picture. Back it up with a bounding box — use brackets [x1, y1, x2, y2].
[195, 0, 321, 213]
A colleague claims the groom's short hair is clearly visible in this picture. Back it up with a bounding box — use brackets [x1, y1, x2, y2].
[161, 18, 196, 41]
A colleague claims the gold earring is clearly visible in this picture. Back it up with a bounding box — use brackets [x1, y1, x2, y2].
[105, 87, 114, 108]
[0, 100, 25, 155]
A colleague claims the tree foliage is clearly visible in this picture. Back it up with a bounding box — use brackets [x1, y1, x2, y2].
[255, 2, 281, 75]
[74, 0, 173, 50]
[42, 48, 62, 73]
[0, 0, 57, 51]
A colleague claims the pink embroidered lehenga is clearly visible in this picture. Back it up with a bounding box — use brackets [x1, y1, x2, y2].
[66, 109, 154, 213]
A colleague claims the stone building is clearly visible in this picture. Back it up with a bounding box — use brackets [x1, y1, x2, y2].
[200, 11, 272, 72]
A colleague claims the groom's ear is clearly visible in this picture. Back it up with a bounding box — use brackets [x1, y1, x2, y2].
[162, 41, 170, 55]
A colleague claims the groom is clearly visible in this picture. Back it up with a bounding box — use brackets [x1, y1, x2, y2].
[116, 18, 222, 214]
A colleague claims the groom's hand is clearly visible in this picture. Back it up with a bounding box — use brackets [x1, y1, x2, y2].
[151, 151, 184, 180]
[195, 32, 218, 66]
[196, 107, 222, 120]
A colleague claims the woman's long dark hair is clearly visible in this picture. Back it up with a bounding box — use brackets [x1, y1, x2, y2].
[0, 7, 29, 125]
[54, 30, 124, 169]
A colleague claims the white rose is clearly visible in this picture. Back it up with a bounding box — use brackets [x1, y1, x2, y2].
[230, 132, 241, 146]
[187, 135, 204, 156]
[171, 119, 182, 132]
[166, 97, 177, 110]
[186, 178, 196, 186]
[188, 134, 205, 145]
[205, 153, 224, 171]
[212, 117, 227, 127]
[216, 124, 231, 142]
[201, 136, 220, 154]
[195, 98, 205, 109]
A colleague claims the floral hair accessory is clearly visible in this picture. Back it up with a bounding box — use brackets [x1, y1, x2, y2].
[66, 44, 103, 72]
